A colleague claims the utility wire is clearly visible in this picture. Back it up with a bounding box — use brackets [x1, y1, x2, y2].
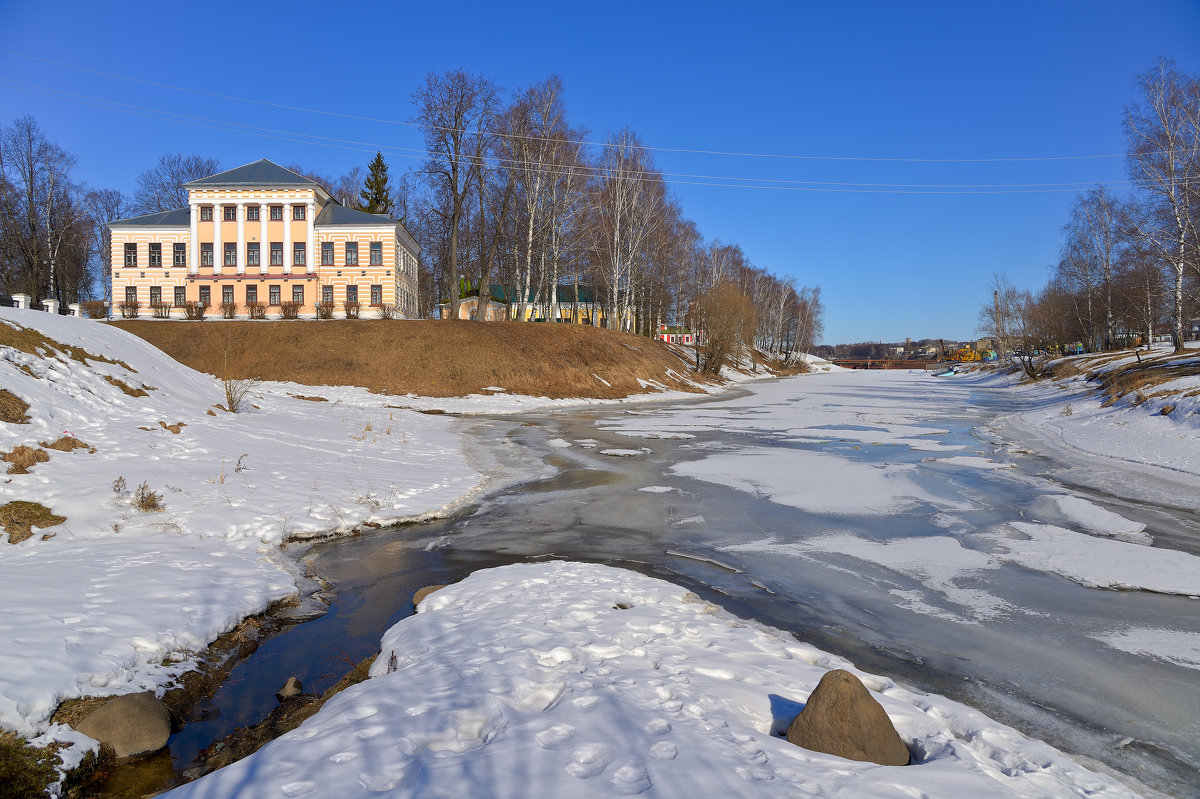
[0, 48, 1146, 164]
[4, 78, 1159, 196]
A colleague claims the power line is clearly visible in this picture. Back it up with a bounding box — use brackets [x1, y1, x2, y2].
[0, 48, 1143, 165]
[4, 78, 1160, 196]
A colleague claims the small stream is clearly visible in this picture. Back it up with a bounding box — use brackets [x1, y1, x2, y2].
[98, 377, 1200, 798]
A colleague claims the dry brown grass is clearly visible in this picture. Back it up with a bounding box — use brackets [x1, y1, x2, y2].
[0, 388, 30, 423]
[1, 500, 66, 543]
[102, 375, 151, 397]
[111, 320, 712, 399]
[1095, 358, 1200, 406]
[2, 444, 49, 474]
[40, 436, 90, 452]
[0, 319, 132, 370]
[159, 420, 186, 434]
[289, 394, 328, 402]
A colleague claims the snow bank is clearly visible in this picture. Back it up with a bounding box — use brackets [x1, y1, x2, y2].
[164, 562, 1137, 799]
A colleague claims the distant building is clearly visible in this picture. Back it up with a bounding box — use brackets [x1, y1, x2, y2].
[655, 324, 702, 346]
[109, 160, 420, 318]
[441, 281, 618, 326]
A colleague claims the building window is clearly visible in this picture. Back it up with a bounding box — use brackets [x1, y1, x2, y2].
[174, 286, 186, 306]
[321, 242, 334, 265]
[322, 285, 333, 304]
[345, 242, 358, 265]
[292, 205, 305, 221]
[201, 243, 213, 266]
[223, 206, 236, 222]
[173, 243, 186, 267]
[270, 243, 283, 266]
[199, 286, 211, 306]
[247, 242, 260, 266]
[369, 241, 382, 265]
[270, 206, 283, 221]
[125, 286, 137, 303]
[246, 285, 257, 304]
[247, 206, 260, 221]
[148, 243, 162, 267]
[124, 243, 137, 267]
[269, 285, 281, 305]
[200, 206, 213, 222]
[346, 285, 358, 303]
[370, 284, 382, 306]
[222, 286, 234, 304]
[293, 242, 306, 266]
[223, 243, 237, 267]
[292, 285, 304, 304]
[149, 286, 161, 305]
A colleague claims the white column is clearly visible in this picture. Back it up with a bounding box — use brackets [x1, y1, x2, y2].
[307, 200, 316, 273]
[213, 202, 223, 275]
[259, 204, 268, 275]
[189, 201, 200, 275]
[236, 201, 246, 274]
[283, 202, 293, 275]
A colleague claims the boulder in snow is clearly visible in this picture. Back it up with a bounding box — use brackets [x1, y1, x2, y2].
[786, 669, 910, 766]
[276, 676, 303, 701]
[75, 692, 171, 759]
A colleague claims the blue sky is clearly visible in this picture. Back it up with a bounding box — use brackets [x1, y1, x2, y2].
[2, 1, 1197, 344]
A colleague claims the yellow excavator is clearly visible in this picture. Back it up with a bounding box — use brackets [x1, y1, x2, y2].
[950, 348, 981, 362]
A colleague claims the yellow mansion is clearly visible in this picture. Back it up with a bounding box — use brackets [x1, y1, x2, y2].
[109, 159, 419, 318]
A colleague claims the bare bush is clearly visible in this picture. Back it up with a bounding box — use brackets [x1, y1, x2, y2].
[133, 481, 163, 512]
[278, 301, 302, 320]
[182, 301, 207, 321]
[81, 301, 107, 319]
[219, 301, 239, 319]
[150, 301, 172, 319]
[378, 303, 397, 320]
[315, 301, 335, 320]
[118, 301, 141, 319]
[343, 300, 361, 319]
[246, 302, 267, 320]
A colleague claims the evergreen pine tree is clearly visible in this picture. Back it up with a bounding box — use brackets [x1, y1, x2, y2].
[359, 152, 394, 216]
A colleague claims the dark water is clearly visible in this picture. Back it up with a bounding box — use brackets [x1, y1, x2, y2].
[104, 378, 1200, 797]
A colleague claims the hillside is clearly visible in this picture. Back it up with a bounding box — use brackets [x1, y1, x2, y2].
[110, 319, 709, 399]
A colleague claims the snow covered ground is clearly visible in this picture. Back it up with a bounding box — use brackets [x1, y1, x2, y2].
[4, 307, 1197, 797]
[164, 561, 1139, 799]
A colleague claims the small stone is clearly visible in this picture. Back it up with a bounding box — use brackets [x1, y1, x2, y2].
[412, 585, 447, 607]
[785, 669, 910, 766]
[75, 692, 171, 759]
[276, 676, 303, 701]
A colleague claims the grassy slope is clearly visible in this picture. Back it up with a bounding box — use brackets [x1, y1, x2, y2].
[110, 319, 710, 399]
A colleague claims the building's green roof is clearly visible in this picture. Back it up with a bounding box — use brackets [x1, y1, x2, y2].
[184, 159, 319, 188]
[110, 208, 190, 227]
[314, 203, 395, 226]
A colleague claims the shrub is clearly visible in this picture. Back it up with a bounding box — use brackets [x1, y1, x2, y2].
[1061, 403, 1073, 417]
[378, 303, 397, 320]
[278, 301, 302, 320]
[315, 301, 335, 320]
[118, 300, 141, 319]
[220, 301, 239, 319]
[150, 301, 173, 319]
[182, 301, 207, 321]
[246, 302, 267, 320]
[81, 300, 107, 319]
[133, 481, 164, 512]
[343, 300, 360, 319]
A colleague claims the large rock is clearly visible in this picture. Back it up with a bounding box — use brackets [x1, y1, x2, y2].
[786, 669, 910, 766]
[276, 676, 303, 701]
[75, 692, 171, 759]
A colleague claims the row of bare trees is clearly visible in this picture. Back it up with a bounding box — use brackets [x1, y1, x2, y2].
[980, 59, 1199, 370]
[404, 70, 823, 364]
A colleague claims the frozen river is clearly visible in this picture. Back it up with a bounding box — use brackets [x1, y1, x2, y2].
[167, 370, 1200, 797]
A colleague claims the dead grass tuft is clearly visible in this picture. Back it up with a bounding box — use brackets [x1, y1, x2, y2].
[41, 436, 90, 452]
[0, 319, 133, 370]
[0, 389, 31, 423]
[1, 500, 66, 543]
[159, 421, 186, 434]
[103, 375, 151, 397]
[2, 444, 49, 474]
[112, 319, 712, 400]
[1050, 361, 1085, 381]
[289, 394, 328, 402]
[0, 729, 60, 797]
[1161, 404, 1176, 416]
